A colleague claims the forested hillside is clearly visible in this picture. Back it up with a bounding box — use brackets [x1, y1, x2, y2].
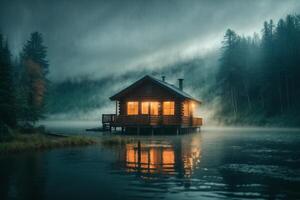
[216, 14, 300, 126]
[47, 14, 300, 126]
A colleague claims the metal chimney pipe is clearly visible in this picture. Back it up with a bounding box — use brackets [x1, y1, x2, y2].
[178, 78, 184, 91]
[162, 76, 166, 82]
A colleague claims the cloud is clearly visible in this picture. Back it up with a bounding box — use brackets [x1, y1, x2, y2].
[1, 0, 300, 81]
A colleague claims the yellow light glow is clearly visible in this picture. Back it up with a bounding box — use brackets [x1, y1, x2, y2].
[141, 101, 159, 115]
[127, 101, 138, 115]
[163, 101, 174, 115]
[141, 102, 149, 114]
[190, 102, 195, 115]
[162, 149, 175, 164]
[150, 102, 159, 115]
[123, 137, 202, 177]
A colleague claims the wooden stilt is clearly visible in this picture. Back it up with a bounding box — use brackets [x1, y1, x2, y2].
[137, 127, 140, 135]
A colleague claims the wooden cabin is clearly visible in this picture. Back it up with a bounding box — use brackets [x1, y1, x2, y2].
[102, 75, 202, 133]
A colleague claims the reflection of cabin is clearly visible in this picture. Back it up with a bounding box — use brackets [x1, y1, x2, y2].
[117, 136, 201, 178]
[102, 75, 202, 133]
[125, 143, 175, 174]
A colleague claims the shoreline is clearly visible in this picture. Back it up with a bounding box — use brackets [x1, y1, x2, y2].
[2, 125, 300, 154]
[0, 131, 99, 154]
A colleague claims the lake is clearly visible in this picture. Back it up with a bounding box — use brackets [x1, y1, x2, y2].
[1, 123, 300, 200]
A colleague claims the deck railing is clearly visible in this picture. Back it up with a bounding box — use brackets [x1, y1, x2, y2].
[102, 114, 202, 127]
[102, 114, 116, 123]
[192, 117, 203, 126]
[181, 116, 203, 127]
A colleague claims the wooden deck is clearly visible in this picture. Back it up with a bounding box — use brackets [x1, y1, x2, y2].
[102, 114, 202, 130]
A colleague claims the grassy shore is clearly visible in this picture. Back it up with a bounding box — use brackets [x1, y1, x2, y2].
[0, 132, 99, 154]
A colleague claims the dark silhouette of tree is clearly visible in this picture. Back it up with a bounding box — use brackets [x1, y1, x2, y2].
[217, 29, 256, 123]
[0, 34, 16, 129]
[19, 32, 49, 125]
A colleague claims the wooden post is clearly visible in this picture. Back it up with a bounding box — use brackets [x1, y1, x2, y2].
[159, 101, 163, 125]
[137, 126, 140, 135]
[137, 140, 141, 169]
[115, 101, 118, 116]
[148, 102, 151, 124]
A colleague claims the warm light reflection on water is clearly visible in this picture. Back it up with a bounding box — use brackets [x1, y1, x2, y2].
[125, 143, 176, 174]
[121, 136, 201, 177]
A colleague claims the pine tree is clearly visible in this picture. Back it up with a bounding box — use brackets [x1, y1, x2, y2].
[217, 29, 242, 122]
[0, 34, 17, 128]
[20, 32, 49, 125]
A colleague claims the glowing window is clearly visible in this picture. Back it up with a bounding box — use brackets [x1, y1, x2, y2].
[141, 102, 158, 115]
[163, 101, 174, 115]
[183, 102, 189, 116]
[190, 102, 195, 115]
[127, 101, 138, 115]
[141, 102, 149, 114]
[150, 102, 159, 115]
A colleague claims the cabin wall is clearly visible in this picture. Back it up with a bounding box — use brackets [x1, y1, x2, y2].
[119, 100, 126, 115]
[118, 99, 195, 117]
[117, 80, 184, 116]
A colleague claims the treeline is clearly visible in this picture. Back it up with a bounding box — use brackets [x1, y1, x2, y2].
[216, 14, 300, 125]
[47, 76, 112, 115]
[0, 32, 48, 136]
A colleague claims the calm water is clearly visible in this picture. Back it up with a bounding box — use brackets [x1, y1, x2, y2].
[1, 126, 300, 200]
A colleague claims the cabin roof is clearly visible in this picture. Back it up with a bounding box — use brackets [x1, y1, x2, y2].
[110, 75, 201, 103]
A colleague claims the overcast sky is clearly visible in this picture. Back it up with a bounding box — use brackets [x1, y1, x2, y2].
[0, 0, 299, 81]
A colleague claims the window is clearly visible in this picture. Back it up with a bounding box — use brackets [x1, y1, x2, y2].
[141, 101, 159, 115]
[150, 102, 159, 115]
[183, 102, 189, 116]
[163, 101, 175, 115]
[141, 102, 149, 114]
[127, 101, 138, 115]
[190, 102, 195, 115]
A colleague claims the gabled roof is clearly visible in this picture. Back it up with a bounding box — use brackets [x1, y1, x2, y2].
[110, 75, 201, 103]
